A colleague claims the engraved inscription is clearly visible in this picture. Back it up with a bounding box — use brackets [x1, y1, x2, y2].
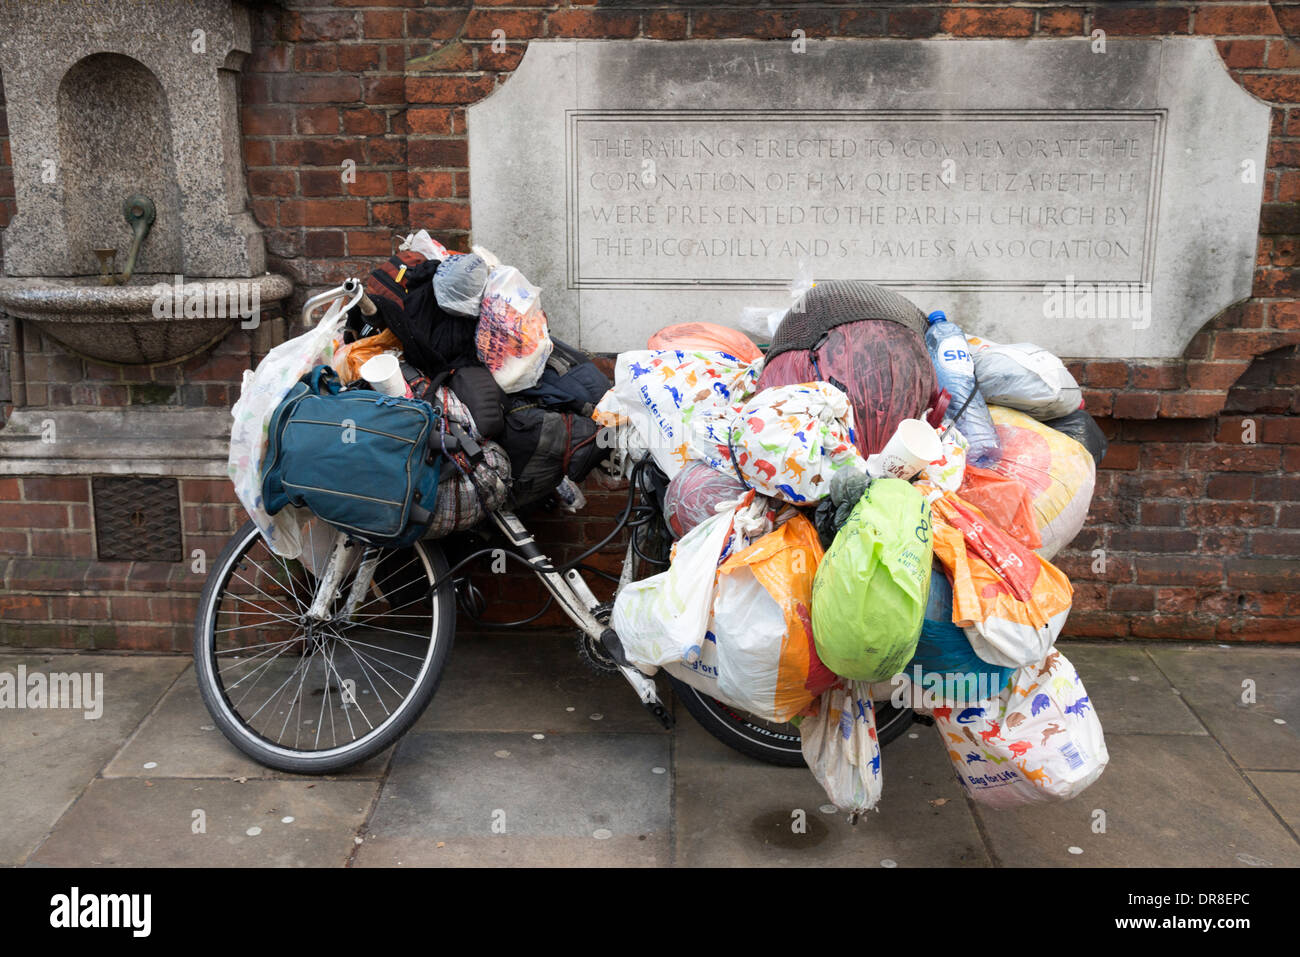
[567, 111, 1164, 290]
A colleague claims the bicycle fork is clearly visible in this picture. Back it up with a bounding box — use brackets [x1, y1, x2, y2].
[489, 511, 674, 730]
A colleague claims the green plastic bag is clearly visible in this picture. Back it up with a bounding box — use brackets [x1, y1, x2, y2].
[811, 478, 933, 681]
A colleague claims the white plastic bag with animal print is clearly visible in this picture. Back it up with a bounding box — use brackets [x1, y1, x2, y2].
[930, 648, 1107, 809]
[799, 680, 883, 819]
[609, 349, 763, 479]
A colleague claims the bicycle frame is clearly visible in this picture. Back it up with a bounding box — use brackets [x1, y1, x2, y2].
[298, 280, 675, 730]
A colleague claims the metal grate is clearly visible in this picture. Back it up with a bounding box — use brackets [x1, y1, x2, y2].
[92, 477, 182, 562]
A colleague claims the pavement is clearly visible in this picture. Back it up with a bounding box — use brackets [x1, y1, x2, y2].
[1, 637, 1297, 868]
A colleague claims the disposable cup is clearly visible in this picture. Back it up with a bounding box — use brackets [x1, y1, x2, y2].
[360, 352, 411, 398]
[865, 418, 943, 481]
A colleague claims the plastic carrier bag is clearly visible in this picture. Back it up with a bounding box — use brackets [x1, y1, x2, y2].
[434, 251, 490, 317]
[811, 478, 933, 681]
[967, 337, 1083, 421]
[609, 349, 763, 479]
[663, 460, 750, 538]
[691, 381, 863, 504]
[476, 266, 554, 393]
[709, 515, 838, 722]
[612, 495, 771, 672]
[922, 484, 1073, 670]
[800, 681, 884, 818]
[906, 570, 1016, 702]
[988, 406, 1096, 559]
[918, 422, 968, 493]
[932, 649, 1107, 808]
[647, 322, 763, 364]
[228, 295, 348, 559]
[957, 465, 1042, 551]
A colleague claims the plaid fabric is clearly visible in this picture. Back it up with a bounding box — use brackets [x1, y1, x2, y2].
[421, 384, 511, 538]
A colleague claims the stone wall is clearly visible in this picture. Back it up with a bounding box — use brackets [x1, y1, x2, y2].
[0, 1, 1297, 649]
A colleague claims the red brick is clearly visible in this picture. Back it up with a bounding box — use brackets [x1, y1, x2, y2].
[241, 106, 292, 136]
[1188, 502, 1277, 527]
[1099, 442, 1139, 469]
[1134, 556, 1223, 587]
[1216, 38, 1268, 67]
[0, 595, 49, 620]
[407, 9, 469, 40]
[1112, 392, 1160, 419]
[476, 44, 527, 71]
[644, 11, 688, 39]
[406, 108, 452, 135]
[280, 199, 369, 227]
[338, 43, 383, 73]
[1187, 444, 1282, 471]
[0, 477, 20, 501]
[941, 7, 1034, 37]
[1092, 5, 1189, 35]
[304, 230, 345, 258]
[1131, 616, 1219, 640]
[1242, 73, 1300, 102]
[30, 530, 94, 559]
[1224, 557, 1297, 590]
[1061, 611, 1132, 639]
[1266, 37, 1300, 68]
[1251, 530, 1300, 557]
[1206, 473, 1257, 500]
[1081, 390, 1114, 416]
[547, 9, 639, 39]
[406, 75, 496, 105]
[1131, 364, 1185, 389]
[1110, 528, 1199, 552]
[1260, 417, 1300, 443]
[465, 10, 545, 39]
[1159, 392, 1226, 417]
[297, 106, 339, 136]
[1194, 4, 1282, 36]
[363, 76, 405, 105]
[407, 201, 470, 230]
[280, 11, 359, 42]
[0, 502, 68, 529]
[408, 138, 468, 167]
[1083, 360, 1129, 388]
[342, 108, 386, 135]
[347, 230, 394, 256]
[361, 10, 404, 39]
[22, 477, 89, 502]
[1037, 8, 1084, 36]
[1186, 360, 1250, 390]
[295, 46, 338, 73]
[270, 76, 362, 104]
[1139, 501, 1183, 526]
[1108, 586, 1155, 612]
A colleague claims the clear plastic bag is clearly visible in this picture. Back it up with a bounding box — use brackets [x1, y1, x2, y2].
[227, 297, 349, 558]
[434, 252, 491, 317]
[800, 680, 884, 818]
[476, 266, 554, 393]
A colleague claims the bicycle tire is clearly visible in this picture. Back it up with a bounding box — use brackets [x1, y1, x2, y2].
[667, 674, 915, 768]
[193, 519, 455, 774]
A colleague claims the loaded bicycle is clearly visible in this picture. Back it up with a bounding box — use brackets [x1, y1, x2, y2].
[193, 280, 914, 774]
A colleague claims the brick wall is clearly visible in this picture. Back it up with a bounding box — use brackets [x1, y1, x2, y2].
[0, 1, 1297, 649]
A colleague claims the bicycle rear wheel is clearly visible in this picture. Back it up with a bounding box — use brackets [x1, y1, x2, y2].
[667, 674, 914, 768]
[193, 519, 455, 774]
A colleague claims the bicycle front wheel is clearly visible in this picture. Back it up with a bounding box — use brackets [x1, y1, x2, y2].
[193, 519, 455, 774]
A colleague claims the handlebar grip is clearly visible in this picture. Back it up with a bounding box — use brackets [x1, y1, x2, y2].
[358, 291, 377, 317]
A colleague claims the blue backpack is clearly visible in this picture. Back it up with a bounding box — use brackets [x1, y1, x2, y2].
[261, 366, 443, 548]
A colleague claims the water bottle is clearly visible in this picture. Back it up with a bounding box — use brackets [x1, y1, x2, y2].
[924, 310, 1001, 467]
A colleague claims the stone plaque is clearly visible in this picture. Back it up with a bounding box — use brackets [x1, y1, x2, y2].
[470, 39, 1271, 359]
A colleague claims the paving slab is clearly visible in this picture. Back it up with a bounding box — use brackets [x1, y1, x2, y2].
[103, 663, 388, 780]
[1245, 771, 1300, 834]
[1147, 646, 1300, 770]
[412, 632, 656, 734]
[1057, 641, 1205, 736]
[27, 777, 377, 867]
[673, 715, 990, 867]
[975, 733, 1300, 867]
[354, 730, 671, 867]
[0, 652, 186, 866]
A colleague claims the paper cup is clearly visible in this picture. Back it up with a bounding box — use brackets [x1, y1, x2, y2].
[865, 418, 943, 481]
[359, 353, 411, 398]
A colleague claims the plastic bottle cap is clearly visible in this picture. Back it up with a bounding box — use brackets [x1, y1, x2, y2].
[926, 310, 947, 325]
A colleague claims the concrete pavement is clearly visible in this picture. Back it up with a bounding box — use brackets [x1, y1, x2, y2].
[2, 638, 1297, 867]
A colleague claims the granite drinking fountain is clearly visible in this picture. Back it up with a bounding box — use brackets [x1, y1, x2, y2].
[0, 0, 292, 479]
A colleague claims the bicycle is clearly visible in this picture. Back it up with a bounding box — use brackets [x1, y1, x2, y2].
[194, 280, 915, 774]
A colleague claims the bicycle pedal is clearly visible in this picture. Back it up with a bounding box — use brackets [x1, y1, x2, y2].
[643, 699, 675, 731]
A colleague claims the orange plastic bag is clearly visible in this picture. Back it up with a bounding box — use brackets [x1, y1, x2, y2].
[704, 515, 839, 722]
[332, 329, 403, 385]
[646, 322, 763, 364]
[958, 465, 1042, 550]
[921, 484, 1072, 670]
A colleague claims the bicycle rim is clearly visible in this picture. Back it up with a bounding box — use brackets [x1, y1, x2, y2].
[196, 519, 446, 766]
